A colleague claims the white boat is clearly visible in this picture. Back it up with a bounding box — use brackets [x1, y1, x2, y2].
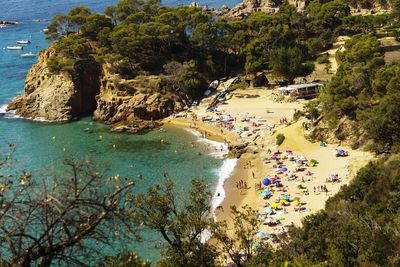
[16, 40, 30, 45]
[20, 52, 36, 58]
[6, 46, 23, 50]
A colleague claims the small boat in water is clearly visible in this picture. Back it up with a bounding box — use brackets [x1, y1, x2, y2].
[16, 40, 31, 45]
[20, 52, 36, 58]
[6, 46, 23, 50]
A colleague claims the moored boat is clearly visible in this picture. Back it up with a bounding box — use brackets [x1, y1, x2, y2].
[16, 40, 31, 45]
[6, 46, 23, 50]
[20, 52, 36, 58]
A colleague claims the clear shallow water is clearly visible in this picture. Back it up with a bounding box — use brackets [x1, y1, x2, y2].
[0, 0, 240, 263]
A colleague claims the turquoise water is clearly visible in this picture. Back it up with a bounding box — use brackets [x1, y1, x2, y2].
[0, 0, 240, 263]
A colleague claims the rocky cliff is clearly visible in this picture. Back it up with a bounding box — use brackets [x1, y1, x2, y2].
[7, 47, 188, 132]
[216, 0, 390, 18]
[8, 48, 101, 121]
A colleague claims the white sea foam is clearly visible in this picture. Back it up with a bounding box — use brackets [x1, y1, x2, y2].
[211, 158, 238, 218]
[185, 128, 238, 220]
[0, 104, 19, 119]
[185, 128, 229, 158]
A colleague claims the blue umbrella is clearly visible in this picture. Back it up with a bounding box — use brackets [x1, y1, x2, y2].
[265, 207, 273, 214]
[262, 178, 271, 186]
[260, 189, 271, 196]
[272, 180, 281, 185]
[282, 195, 290, 200]
[337, 149, 345, 155]
[281, 167, 288, 172]
[256, 231, 266, 237]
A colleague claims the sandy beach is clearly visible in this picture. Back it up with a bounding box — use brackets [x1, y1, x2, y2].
[163, 85, 374, 237]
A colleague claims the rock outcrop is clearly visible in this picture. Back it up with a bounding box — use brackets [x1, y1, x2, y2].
[93, 72, 188, 132]
[7, 48, 188, 132]
[216, 0, 390, 18]
[216, 0, 306, 18]
[8, 48, 101, 121]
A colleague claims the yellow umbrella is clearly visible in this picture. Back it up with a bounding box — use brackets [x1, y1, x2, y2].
[271, 203, 280, 209]
[280, 199, 287, 204]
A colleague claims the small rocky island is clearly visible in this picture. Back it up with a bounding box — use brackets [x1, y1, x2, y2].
[7, 46, 188, 132]
[0, 20, 17, 27]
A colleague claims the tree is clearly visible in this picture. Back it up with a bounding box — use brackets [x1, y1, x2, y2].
[97, 252, 151, 267]
[213, 205, 267, 267]
[46, 14, 69, 40]
[130, 176, 217, 266]
[0, 148, 136, 267]
[67, 6, 91, 32]
[364, 93, 400, 152]
[81, 14, 113, 39]
[269, 46, 314, 83]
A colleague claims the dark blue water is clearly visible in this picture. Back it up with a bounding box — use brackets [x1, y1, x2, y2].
[0, 0, 240, 263]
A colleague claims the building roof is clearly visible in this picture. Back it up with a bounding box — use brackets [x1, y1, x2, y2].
[277, 82, 323, 92]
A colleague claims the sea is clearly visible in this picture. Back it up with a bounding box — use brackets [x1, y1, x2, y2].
[0, 0, 240, 264]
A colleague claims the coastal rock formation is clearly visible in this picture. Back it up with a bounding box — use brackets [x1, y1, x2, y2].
[7, 48, 101, 121]
[216, 0, 279, 18]
[7, 47, 188, 132]
[216, 0, 390, 18]
[93, 72, 188, 132]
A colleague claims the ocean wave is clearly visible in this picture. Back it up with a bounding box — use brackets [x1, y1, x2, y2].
[211, 158, 238, 219]
[0, 104, 20, 119]
[184, 128, 229, 158]
[185, 128, 237, 219]
[0, 104, 56, 122]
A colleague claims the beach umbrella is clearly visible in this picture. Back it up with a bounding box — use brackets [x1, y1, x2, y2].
[282, 195, 290, 200]
[262, 178, 271, 186]
[274, 168, 281, 172]
[337, 149, 345, 155]
[276, 217, 285, 221]
[271, 203, 280, 209]
[264, 218, 272, 224]
[293, 197, 301, 200]
[256, 231, 266, 238]
[272, 180, 281, 185]
[265, 207, 273, 214]
[260, 189, 271, 196]
[280, 199, 287, 204]
[281, 167, 288, 172]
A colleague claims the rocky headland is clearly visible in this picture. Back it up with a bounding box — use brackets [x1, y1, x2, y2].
[7, 46, 189, 132]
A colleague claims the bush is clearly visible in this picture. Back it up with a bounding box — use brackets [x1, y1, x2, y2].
[316, 54, 330, 64]
[276, 133, 285, 145]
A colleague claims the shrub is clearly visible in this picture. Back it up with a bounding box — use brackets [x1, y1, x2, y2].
[316, 54, 330, 64]
[276, 133, 285, 145]
[310, 159, 319, 166]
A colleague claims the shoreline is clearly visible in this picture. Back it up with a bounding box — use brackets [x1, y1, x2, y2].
[163, 117, 256, 222]
[163, 119, 241, 219]
[162, 88, 374, 233]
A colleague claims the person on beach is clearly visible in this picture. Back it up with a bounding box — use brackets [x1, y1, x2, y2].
[252, 171, 255, 179]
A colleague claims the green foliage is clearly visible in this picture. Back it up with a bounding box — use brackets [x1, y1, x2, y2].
[47, 56, 75, 74]
[81, 14, 113, 39]
[130, 177, 218, 266]
[321, 34, 384, 125]
[229, 81, 249, 91]
[213, 205, 268, 266]
[316, 54, 329, 64]
[97, 252, 151, 267]
[269, 47, 314, 83]
[268, 159, 400, 266]
[364, 93, 400, 152]
[276, 133, 285, 145]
